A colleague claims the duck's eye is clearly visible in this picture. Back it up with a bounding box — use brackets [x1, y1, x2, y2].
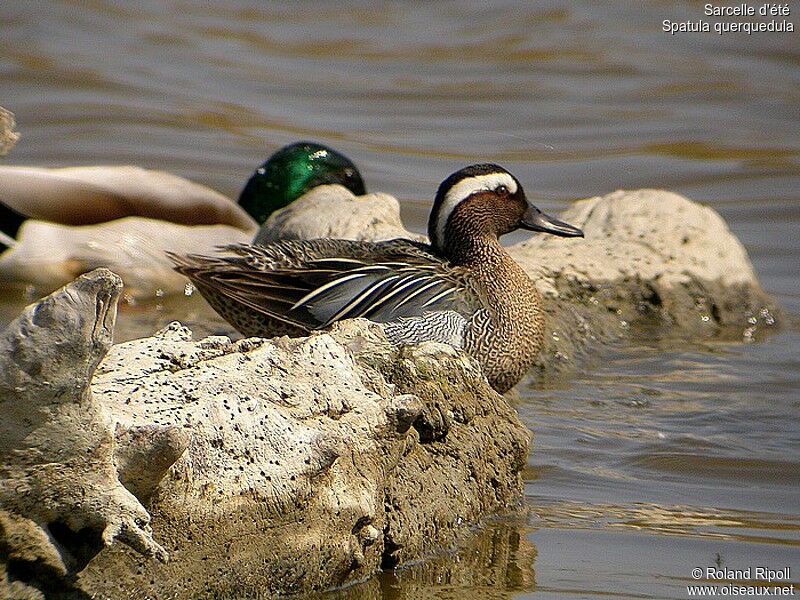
[496, 185, 510, 196]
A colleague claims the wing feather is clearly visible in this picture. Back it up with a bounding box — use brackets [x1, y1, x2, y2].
[169, 239, 470, 332]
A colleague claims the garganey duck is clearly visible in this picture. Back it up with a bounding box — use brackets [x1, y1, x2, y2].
[0, 142, 365, 297]
[171, 164, 583, 393]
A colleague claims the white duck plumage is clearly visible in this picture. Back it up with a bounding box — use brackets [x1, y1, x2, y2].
[0, 166, 257, 229]
[0, 142, 368, 298]
[1, 217, 254, 297]
[0, 166, 256, 298]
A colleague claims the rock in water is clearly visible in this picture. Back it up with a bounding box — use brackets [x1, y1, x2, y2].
[0, 272, 529, 598]
[511, 189, 780, 374]
[0, 269, 176, 599]
[0, 107, 18, 156]
[256, 183, 425, 244]
[0, 187, 779, 598]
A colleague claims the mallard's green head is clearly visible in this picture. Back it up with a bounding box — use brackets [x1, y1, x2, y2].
[238, 141, 366, 224]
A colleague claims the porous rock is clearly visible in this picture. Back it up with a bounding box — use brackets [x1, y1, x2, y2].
[516, 190, 779, 373]
[0, 107, 18, 156]
[0, 270, 171, 599]
[0, 270, 529, 598]
[256, 183, 426, 244]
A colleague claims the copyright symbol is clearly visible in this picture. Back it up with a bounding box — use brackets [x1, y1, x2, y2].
[692, 568, 703, 579]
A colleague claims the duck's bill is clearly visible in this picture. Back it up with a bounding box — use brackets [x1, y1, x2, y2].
[521, 207, 584, 238]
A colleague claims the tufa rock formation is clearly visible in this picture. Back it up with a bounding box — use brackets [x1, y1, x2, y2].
[0, 270, 529, 598]
[256, 184, 425, 245]
[0, 270, 170, 599]
[515, 190, 779, 375]
[0, 187, 780, 598]
[0, 107, 19, 156]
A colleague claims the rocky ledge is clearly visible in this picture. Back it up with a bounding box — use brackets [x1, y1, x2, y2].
[0, 269, 528, 599]
[0, 187, 781, 599]
[1, 107, 19, 157]
[518, 189, 780, 375]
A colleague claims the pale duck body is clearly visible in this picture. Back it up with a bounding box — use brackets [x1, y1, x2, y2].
[0, 142, 366, 297]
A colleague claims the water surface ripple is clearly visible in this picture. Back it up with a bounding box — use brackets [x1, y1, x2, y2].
[1, 1, 798, 598]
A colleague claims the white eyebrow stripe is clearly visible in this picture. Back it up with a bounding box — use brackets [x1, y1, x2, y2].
[434, 172, 517, 249]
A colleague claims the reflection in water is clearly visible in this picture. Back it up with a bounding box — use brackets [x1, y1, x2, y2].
[1, 0, 798, 598]
[330, 518, 537, 600]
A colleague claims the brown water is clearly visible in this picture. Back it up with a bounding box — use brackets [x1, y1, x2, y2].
[2, 1, 799, 598]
